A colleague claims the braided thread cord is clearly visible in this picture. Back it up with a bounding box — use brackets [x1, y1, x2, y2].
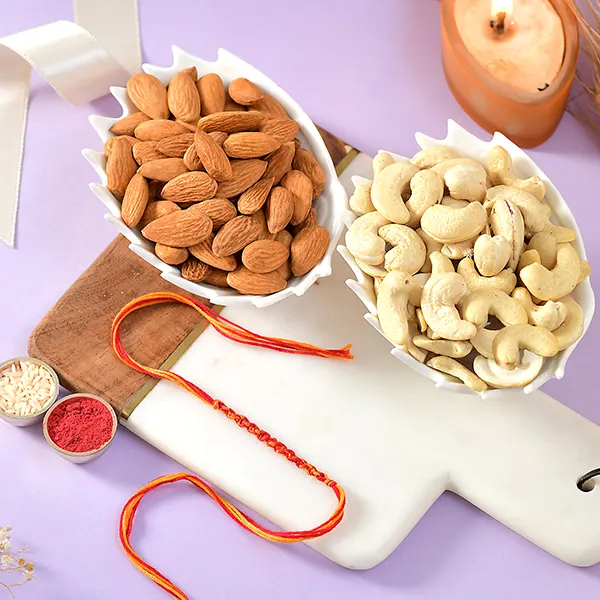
[112, 292, 351, 599]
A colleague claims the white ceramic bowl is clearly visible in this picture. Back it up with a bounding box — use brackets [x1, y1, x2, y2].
[83, 47, 347, 308]
[0, 357, 59, 427]
[43, 394, 118, 463]
[338, 119, 595, 399]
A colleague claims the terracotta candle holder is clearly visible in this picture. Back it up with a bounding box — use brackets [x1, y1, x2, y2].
[440, 0, 579, 148]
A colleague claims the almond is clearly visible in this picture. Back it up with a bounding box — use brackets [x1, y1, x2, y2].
[260, 118, 299, 144]
[181, 257, 210, 282]
[121, 173, 150, 228]
[155, 244, 189, 265]
[126, 73, 169, 120]
[224, 95, 247, 112]
[156, 133, 195, 158]
[138, 158, 189, 182]
[197, 111, 265, 133]
[274, 230, 293, 281]
[133, 141, 166, 165]
[216, 159, 267, 197]
[189, 235, 238, 271]
[106, 137, 138, 201]
[265, 187, 294, 234]
[209, 131, 228, 146]
[263, 141, 295, 184]
[183, 144, 203, 171]
[110, 112, 151, 136]
[134, 120, 190, 142]
[250, 209, 276, 241]
[223, 132, 281, 159]
[290, 207, 318, 236]
[168, 71, 201, 123]
[181, 66, 198, 81]
[277, 260, 292, 281]
[148, 181, 165, 201]
[105, 135, 137, 156]
[293, 147, 326, 199]
[242, 240, 290, 274]
[252, 93, 288, 119]
[227, 267, 287, 295]
[140, 201, 180, 228]
[194, 130, 233, 181]
[198, 73, 225, 115]
[237, 178, 274, 215]
[142, 203, 213, 247]
[274, 230, 292, 247]
[204, 267, 231, 287]
[281, 169, 313, 225]
[212, 215, 261, 257]
[194, 198, 237, 229]
[161, 171, 217, 203]
[176, 119, 198, 132]
[290, 225, 330, 276]
[228, 78, 265, 105]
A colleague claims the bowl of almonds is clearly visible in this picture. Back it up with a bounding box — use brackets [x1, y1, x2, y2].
[339, 120, 594, 398]
[84, 47, 347, 307]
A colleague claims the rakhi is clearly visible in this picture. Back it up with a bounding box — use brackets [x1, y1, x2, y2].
[112, 292, 352, 600]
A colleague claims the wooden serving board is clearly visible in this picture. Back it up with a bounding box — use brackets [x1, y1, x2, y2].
[28, 127, 353, 416]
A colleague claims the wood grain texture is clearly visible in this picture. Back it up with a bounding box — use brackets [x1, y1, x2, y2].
[28, 127, 353, 415]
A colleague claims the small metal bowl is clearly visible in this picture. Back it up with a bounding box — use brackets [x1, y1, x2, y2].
[0, 357, 60, 427]
[42, 393, 118, 463]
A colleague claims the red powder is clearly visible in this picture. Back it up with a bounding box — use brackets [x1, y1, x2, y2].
[46, 397, 114, 453]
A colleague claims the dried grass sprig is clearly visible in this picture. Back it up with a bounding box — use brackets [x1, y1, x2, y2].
[0, 527, 34, 598]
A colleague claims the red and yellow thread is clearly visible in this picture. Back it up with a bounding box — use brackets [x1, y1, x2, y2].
[112, 292, 351, 599]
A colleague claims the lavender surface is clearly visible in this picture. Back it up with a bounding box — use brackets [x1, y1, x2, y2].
[1, 1, 599, 598]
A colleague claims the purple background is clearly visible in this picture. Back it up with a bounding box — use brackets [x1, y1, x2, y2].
[1, 1, 600, 598]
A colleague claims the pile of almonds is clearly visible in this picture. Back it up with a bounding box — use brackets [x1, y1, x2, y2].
[104, 67, 330, 295]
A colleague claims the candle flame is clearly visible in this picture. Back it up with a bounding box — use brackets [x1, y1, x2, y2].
[490, 0, 513, 33]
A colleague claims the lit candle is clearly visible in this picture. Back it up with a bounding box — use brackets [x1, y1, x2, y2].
[440, 0, 578, 147]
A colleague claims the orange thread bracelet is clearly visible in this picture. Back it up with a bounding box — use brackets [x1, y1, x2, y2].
[112, 292, 351, 599]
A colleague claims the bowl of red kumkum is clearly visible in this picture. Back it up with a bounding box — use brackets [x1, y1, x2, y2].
[42, 394, 117, 463]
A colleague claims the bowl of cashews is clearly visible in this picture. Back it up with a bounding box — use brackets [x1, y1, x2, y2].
[338, 120, 594, 398]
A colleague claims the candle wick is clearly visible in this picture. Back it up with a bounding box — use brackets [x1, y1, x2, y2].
[538, 83, 550, 92]
[490, 11, 507, 34]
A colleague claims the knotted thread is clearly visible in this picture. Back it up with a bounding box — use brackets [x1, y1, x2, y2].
[112, 292, 351, 599]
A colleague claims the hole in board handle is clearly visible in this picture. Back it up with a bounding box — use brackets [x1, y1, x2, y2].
[577, 468, 600, 493]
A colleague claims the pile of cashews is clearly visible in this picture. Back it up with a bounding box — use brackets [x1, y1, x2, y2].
[346, 145, 591, 392]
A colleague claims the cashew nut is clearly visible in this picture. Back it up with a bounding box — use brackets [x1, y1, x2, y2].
[413, 335, 472, 358]
[406, 322, 428, 363]
[474, 234, 511, 277]
[345, 211, 390, 265]
[373, 276, 382, 297]
[427, 356, 487, 392]
[427, 327, 442, 340]
[457, 258, 517, 294]
[579, 260, 591, 284]
[371, 161, 420, 223]
[355, 258, 387, 279]
[421, 272, 477, 340]
[416, 228, 443, 273]
[409, 273, 431, 306]
[441, 196, 469, 209]
[460, 288, 528, 329]
[405, 170, 444, 228]
[485, 186, 548, 235]
[511, 287, 567, 331]
[518, 249, 541, 271]
[421, 202, 487, 244]
[492, 324, 559, 370]
[411, 146, 462, 169]
[527, 232, 556, 269]
[416, 307, 428, 332]
[489, 197, 525, 270]
[474, 350, 543, 388]
[471, 327, 499, 359]
[519, 244, 580, 301]
[379, 224, 427, 274]
[543, 223, 577, 243]
[444, 163, 488, 202]
[373, 152, 396, 178]
[349, 180, 375, 215]
[430, 157, 487, 178]
[376, 271, 413, 346]
[429, 251, 455, 277]
[441, 236, 477, 260]
[488, 146, 546, 201]
[552, 297, 584, 351]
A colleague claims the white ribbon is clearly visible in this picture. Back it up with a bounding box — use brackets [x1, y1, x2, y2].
[0, 0, 141, 247]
